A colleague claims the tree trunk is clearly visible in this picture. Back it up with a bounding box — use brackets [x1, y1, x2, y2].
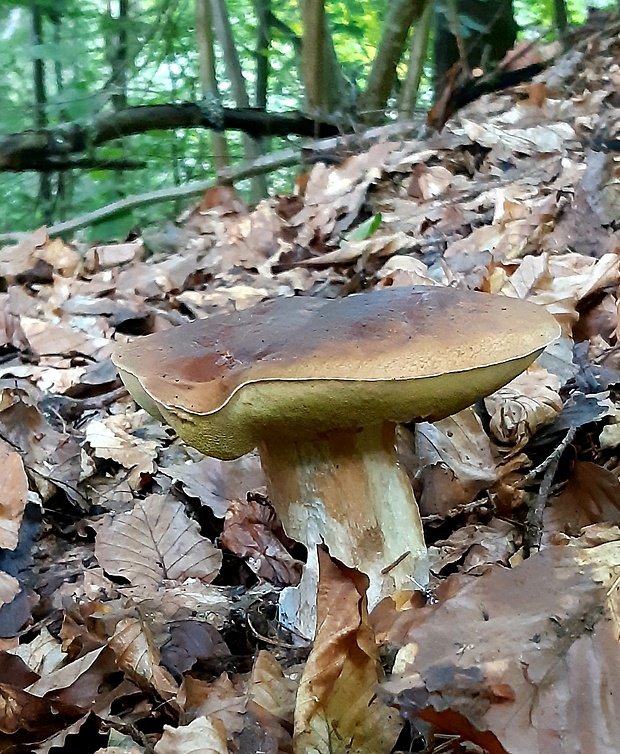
[254, 0, 270, 110]
[554, 0, 568, 42]
[209, 0, 267, 201]
[299, 0, 348, 118]
[107, 0, 129, 111]
[399, 0, 432, 118]
[433, 0, 517, 89]
[196, 0, 230, 173]
[359, 0, 425, 122]
[31, 0, 52, 223]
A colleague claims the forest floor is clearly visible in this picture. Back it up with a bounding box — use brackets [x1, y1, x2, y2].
[2, 14, 620, 754]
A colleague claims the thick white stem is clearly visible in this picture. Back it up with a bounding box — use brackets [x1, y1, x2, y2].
[258, 422, 428, 616]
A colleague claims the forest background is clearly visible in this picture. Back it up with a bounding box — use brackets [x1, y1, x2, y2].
[0, 0, 612, 242]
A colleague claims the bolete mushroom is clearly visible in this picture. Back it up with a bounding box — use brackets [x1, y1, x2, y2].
[112, 286, 559, 612]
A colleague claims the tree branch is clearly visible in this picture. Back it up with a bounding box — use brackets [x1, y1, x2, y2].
[0, 103, 340, 172]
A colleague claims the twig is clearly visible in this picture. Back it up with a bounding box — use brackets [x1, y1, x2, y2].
[523, 426, 576, 556]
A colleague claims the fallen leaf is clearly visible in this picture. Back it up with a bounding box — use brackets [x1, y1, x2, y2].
[0, 572, 19, 609]
[85, 412, 159, 488]
[221, 497, 302, 586]
[0, 439, 28, 550]
[108, 617, 178, 701]
[484, 366, 563, 447]
[380, 532, 620, 754]
[294, 549, 402, 754]
[544, 461, 620, 536]
[95, 494, 222, 589]
[155, 716, 229, 754]
[414, 408, 497, 518]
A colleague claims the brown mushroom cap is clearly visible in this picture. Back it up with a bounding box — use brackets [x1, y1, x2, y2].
[113, 286, 560, 459]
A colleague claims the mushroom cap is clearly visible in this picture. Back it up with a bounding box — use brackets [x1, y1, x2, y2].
[113, 286, 560, 459]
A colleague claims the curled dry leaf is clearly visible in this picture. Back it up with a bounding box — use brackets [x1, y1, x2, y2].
[380, 532, 620, 754]
[414, 408, 497, 518]
[220, 497, 302, 586]
[108, 617, 178, 701]
[155, 716, 229, 754]
[0, 571, 19, 609]
[462, 118, 575, 157]
[235, 650, 298, 754]
[501, 252, 620, 325]
[95, 494, 222, 589]
[248, 649, 298, 725]
[428, 519, 520, 576]
[544, 461, 620, 536]
[294, 549, 402, 754]
[484, 366, 562, 448]
[85, 412, 159, 488]
[160, 452, 266, 519]
[179, 673, 246, 739]
[10, 627, 65, 676]
[0, 439, 28, 551]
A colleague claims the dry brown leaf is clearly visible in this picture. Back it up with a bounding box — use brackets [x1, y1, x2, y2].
[19, 318, 103, 358]
[544, 461, 620, 536]
[108, 617, 178, 701]
[248, 650, 298, 725]
[10, 628, 65, 676]
[294, 549, 402, 754]
[35, 238, 82, 277]
[85, 412, 159, 487]
[428, 519, 520, 575]
[160, 453, 266, 519]
[381, 532, 620, 754]
[155, 716, 229, 754]
[0, 399, 82, 504]
[501, 252, 620, 326]
[0, 571, 19, 609]
[413, 408, 497, 518]
[26, 646, 109, 698]
[95, 494, 222, 589]
[300, 231, 410, 267]
[484, 365, 562, 447]
[180, 673, 246, 738]
[0, 439, 28, 550]
[0, 290, 29, 350]
[88, 239, 145, 269]
[220, 497, 302, 586]
[292, 142, 395, 245]
[461, 118, 575, 157]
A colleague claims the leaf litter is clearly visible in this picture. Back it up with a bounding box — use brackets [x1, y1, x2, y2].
[2, 15, 620, 753]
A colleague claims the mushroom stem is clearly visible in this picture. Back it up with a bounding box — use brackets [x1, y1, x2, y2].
[257, 421, 429, 609]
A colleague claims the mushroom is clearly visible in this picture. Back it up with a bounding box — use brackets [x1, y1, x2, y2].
[112, 286, 559, 614]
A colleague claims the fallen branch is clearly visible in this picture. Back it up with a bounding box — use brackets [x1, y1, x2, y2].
[0, 120, 420, 242]
[0, 103, 340, 172]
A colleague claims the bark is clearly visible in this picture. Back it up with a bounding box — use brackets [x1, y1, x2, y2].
[299, 0, 348, 117]
[31, 1, 52, 222]
[254, 0, 270, 110]
[554, 0, 568, 41]
[195, 0, 229, 172]
[109, 0, 129, 111]
[399, 0, 433, 118]
[210, 0, 268, 201]
[359, 0, 425, 121]
[0, 103, 340, 172]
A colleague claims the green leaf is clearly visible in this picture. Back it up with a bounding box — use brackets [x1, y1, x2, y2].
[345, 213, 382, 242]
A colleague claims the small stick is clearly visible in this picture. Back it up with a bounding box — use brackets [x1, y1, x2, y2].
[524, 426, 576, 556]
